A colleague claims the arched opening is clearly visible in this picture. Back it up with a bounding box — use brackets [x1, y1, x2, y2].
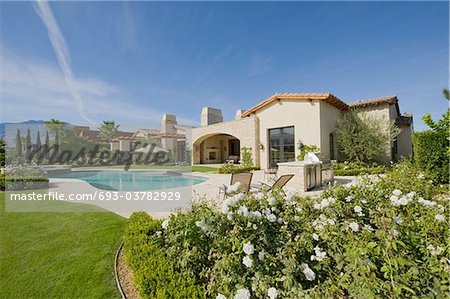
[193, 133, 241, 164]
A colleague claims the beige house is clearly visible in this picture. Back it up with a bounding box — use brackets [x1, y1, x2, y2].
[192, 93, 413, 169]
[110, 114, 193, 163]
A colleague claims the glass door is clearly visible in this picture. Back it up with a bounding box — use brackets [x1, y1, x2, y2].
[268, 126, 295, 168]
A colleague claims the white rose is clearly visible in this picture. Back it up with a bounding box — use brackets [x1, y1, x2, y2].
[161, 219, 169, 230]
[258, 251, 265, 261]
[243, 241, 254, 255]
[349, 221, 359, 232]
[267, 287, 279, 299]
[435, 214, 446, 222]
[302, 263, 316, 281]
[242, 256, 253, 268]
[234, 288, 250, 299]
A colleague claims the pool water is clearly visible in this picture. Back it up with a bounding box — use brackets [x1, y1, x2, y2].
[49, 171, 207, 191]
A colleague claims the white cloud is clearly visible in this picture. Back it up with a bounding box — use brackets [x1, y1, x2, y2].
[0, 1, 197, 129]
[0, 46, 182, 127]
[34, 1, 93, 123]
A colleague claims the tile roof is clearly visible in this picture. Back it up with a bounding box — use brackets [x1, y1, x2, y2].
[159, 133, 186, 139]
[112, 135, 139, 141]
[349, 96, 398, 108]
[241, 93, 349, 117]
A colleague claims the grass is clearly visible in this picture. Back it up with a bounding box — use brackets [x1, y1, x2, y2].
[191, 165, 218, 173]
[0, 191, 126, 298]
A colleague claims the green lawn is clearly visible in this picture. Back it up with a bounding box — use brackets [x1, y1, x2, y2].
[0, 191, 126, 298]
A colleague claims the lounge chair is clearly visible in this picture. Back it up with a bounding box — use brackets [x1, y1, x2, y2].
[219, 172, 253, 198]
[252, 174, 294, 194]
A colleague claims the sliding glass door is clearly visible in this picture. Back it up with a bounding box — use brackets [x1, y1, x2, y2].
[268, 126, 295, 168]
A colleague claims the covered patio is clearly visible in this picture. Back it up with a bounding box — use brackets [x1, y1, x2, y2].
[193, 133, 241, 164]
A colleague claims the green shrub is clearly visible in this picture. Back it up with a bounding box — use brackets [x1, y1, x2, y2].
[336, 110, 400, 163]
[125, 162, 450, 298]
[333, 161, 386, 176]
[124, 212, 206, 299]
[241, 147, 254, 168]
[413, 130, 449, 184]
[217, 162, 256, 174]
[0, 175, 49, 191]
[334, 167, 386, 176]
[296, 144, 320, 161]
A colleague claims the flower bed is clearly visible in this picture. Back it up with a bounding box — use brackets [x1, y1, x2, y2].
[124, 162, 449, 298]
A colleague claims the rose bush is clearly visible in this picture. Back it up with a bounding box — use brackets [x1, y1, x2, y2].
[125, 162, 449, 298]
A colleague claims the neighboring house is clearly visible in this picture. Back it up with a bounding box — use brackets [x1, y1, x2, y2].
[191, 93, 413, 169]
[73, 126, 134, 143]
[109, 114, 192, 163]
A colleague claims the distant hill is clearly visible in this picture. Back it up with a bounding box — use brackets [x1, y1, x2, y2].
[0, 120, 46, 146]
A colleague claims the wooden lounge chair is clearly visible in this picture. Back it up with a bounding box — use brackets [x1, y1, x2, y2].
[253, 174, 294, 194]
[219, 172, 253, 198]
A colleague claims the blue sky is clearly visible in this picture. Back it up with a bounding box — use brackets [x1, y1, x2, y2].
[1, 1, 448, 131]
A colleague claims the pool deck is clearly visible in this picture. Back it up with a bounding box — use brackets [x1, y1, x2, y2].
[41, 168, 357, 218]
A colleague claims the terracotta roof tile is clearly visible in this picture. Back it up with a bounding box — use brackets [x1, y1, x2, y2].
[242, 92, 348, 117]
[349, 96, 398, 108]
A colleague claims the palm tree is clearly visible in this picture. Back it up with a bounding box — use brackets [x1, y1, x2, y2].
[443, 88, 449, 101]
[98, 121, 119, 142]
[44, 119, 67, 139]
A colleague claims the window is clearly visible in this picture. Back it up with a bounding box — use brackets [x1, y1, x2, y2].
[268, 126, 295, 168]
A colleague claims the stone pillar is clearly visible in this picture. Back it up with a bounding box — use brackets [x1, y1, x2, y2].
[161, 114, 177, 162]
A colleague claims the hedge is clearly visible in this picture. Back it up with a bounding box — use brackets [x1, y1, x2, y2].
[124, 161, 449, 298]
[334, 167, 386, 176]
[0, 175, 49, 191]
[217, 163, 258, 174]
[413, 130, 449, 184]
[124, 212, 206, 299]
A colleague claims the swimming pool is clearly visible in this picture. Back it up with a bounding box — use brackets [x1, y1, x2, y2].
[49, 171, 207, 191]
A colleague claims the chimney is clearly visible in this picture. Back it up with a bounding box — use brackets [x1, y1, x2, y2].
[200, 107, 223, 126]
[161, 114, 177, 133]
[235, 109, 244, 120]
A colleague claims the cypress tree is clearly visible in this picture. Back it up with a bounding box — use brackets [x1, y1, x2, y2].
[26, 129, 31, 158]
[16, 129, 22, 157]
[36, 131, 42, 148]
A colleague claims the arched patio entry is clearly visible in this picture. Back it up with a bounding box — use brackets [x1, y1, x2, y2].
[192, 133, 240, 164]
[191, 115, 260, 167]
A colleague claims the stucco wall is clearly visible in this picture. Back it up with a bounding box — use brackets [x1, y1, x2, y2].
[319, 101, 342, 161]
[253, 99, 322, 169]
[192, 116, 259, 166]
[396, 125, 413, 159]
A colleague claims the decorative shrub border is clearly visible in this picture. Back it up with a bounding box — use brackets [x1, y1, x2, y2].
[334, 167, 386, 176]
[0, 175, 49, 191]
